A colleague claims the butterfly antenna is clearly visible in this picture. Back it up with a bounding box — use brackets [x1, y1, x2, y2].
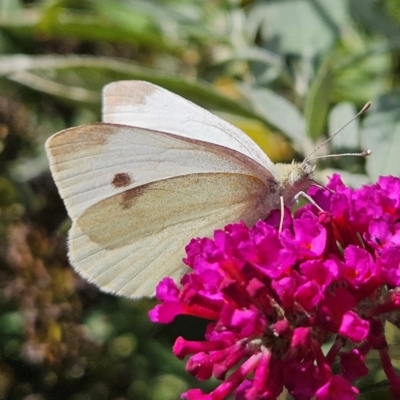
[303, 102, 372, 164]
[308, 149, 371, 162]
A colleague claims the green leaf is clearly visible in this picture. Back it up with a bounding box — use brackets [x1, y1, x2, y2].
[0, 55, 267, 120]
[0, 0, 22, 16]
[248, 0, 349, 56]
[328, 102, 359, 150]
[350, 0, 400, 42]
[304, 60, 333, 141]
[239, 84, 308, 150]
[0, 312, 24, 335]
[361, 91, 400, 180]
[358, 381, 394, 400]
[332, 43, 392, 104]
[37, 11, 176, 52]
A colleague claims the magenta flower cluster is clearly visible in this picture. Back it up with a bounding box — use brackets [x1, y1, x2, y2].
[149, 175, 400, 400]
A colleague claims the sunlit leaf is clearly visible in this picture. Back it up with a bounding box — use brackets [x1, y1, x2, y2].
[216, 112, 294, 162]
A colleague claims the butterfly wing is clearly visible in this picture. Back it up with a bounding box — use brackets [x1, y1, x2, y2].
[46, 124, 277, 297]
[102, 80, 277, 174]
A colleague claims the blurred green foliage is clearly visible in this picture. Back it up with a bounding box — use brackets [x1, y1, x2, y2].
[0, 0, 400, 399]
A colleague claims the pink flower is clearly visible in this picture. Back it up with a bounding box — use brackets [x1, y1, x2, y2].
[149, 175, 400, 399]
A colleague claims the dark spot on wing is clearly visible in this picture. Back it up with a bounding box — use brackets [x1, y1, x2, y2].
[120, 185, 147, 210]
[112, 172, 133, 188]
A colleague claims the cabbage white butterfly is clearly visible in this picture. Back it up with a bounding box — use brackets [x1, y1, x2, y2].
[45, 81, 317, 298]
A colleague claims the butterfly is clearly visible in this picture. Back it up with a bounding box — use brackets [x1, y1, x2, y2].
[45, 80, 315, 298]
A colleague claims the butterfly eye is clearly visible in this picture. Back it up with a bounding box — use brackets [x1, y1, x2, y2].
[290, 167, 307, 184]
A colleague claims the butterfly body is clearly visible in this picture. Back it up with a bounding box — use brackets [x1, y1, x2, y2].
[46, 81, 314, 297]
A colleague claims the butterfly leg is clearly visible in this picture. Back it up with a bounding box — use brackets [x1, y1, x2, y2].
[294, 191, 324, 212]
[279, 196, 284, 232]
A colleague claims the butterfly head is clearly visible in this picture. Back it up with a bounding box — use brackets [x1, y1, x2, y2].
[274, 160, 315, 205]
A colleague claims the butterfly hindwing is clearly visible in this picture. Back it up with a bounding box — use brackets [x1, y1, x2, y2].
[70, 173, 272, 297]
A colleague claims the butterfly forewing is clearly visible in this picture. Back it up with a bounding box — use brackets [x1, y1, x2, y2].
[46, 123, 274, 220]
[102, 80, 276, 174]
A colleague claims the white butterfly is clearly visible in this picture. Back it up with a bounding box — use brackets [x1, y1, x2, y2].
[45, 81, 314, 298]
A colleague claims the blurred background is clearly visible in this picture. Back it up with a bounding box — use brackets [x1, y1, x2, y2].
[1, 0, 400, 399]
